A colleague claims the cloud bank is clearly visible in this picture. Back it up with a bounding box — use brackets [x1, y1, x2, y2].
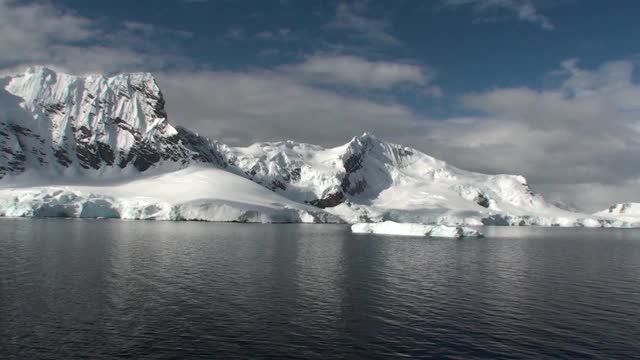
[282, 55, 433, 89]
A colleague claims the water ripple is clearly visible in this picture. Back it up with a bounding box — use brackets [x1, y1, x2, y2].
[0, 220, 639, 359]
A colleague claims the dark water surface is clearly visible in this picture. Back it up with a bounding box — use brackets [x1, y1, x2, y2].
[1, 219, 639, 359]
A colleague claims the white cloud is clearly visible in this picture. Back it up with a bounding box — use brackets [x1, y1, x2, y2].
[157, 58, 640, 210]
[326, 2, 400, 46]
[254, 28, 292, 41]
[442, 0, 554, 30]
[255, 31, 274, 39]
[282, 55, 433, 90]
[0, 0, 93, 66]
[123, 20, 193, 38]
[425, 85, 444, 98]
[223, 27, 245, 40]
[0, 0, 427, 148]
[0, 0, 190, 74]
[417, 59, 640, 210]
[157, 69, 424, 145]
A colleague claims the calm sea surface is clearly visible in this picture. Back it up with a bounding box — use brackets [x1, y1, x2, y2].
[0, 219, 639, 359]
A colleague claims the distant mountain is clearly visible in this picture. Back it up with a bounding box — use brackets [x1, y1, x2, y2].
[221, 133, 602, 226]
[593, 203, 640, 225]
[0, 67, 635, 226]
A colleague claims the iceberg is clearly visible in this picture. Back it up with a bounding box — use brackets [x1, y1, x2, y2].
[351, 221, 482, 238]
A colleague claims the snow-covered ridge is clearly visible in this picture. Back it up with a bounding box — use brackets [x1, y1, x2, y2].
[1, 67, 638, 227]
[1, 66, 226, 181]
[222, 133, 614, 226]
[595, 202, 640, 216]
[592, 203, 640, 226]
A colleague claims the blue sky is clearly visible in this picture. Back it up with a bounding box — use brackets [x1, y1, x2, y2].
[2, 0, 640, 209]
[53, 0, 640, 95]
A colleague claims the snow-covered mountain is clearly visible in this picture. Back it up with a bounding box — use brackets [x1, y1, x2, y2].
[593, 203, 640, 225]
[0, 67, 333, 223]
[0, 67, 635, 226]
[221, 134, 609, 226]
[0, 66, 225, 181]
[596, 203, 640, 216]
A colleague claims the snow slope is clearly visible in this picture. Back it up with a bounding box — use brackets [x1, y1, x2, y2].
[593, 203, 640, 226]
[0, 167, 339, 223]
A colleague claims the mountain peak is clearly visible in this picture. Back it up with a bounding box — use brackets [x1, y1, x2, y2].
[24, 65, 57, 76]
[359, 131, 375, 138]
[15, 66, 160, 101]
[0, 64, 224, 178]
[8, 65, 164, 117]
[597, 202, 640, 215]
[350, 132, 378, 143]
[346, 132, 387, 154]
[22, 65, 157, 82]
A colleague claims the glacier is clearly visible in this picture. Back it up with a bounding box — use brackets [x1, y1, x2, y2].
[0, 66, 638, 228]
[0, 167, 340, 223]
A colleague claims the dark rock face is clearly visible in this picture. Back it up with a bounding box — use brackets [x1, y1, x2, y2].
[343, 149, 365, 174]
[97, 142, 115, 166]
[0, 122, 46, 179]
[340, 137, 375, 197]
[341, 147, 367, 196]
[0, 68, 237, 180]
[481, 215, 511, 226]
[271, 179, 287, 191]
[0, 115, 229, 177]
[475, 193, 491, 208]
[290, 168, 301, 181]
[237, 160, 306, 193]
[44, 103, 65, 115]
[608, 203, 629, 213]
[110, 125, 228, 172]
[308, 191, 345, 209]
[0, 82, 230, 179]
[130, 82, 167, 119]
[131, 141, 162, 172]
[174, 127, 226, 166]
[53, 147, 72, 167]
[342, 178, 367, 196]
[76, 142, 102, 169]
[302, 144, 370, 209]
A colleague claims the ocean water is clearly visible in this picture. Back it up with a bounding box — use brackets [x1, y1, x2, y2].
[0, 219, 639, 359]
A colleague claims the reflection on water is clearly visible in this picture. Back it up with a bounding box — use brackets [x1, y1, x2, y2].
[1, 219, 639, 359]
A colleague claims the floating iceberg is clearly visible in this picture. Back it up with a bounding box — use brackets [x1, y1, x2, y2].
[351, 221, 482, 238]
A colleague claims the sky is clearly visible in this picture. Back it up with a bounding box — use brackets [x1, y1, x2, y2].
[1, 0, 640, 211]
